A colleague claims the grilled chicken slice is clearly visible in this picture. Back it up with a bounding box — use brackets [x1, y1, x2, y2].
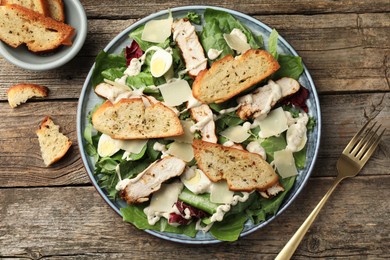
[260, 182, 285, 198]
[190, 104, 218, 143]
[120, 156, 186, 204]
[172, 18, 207, 77]
[94, 82, 132, 103]
[237, 77, 300, 120]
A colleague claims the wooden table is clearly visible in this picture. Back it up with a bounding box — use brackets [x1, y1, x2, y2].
[1, 1, 389, 259]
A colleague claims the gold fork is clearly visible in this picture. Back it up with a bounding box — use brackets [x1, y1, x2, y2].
[275, 121, 386, 260]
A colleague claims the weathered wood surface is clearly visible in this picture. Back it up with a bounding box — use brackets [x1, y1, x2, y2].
[0, 177, 389, 259]
[0, 93, 389, 188]
[1, 12, 389, 100]
[0, 0, 389, 259]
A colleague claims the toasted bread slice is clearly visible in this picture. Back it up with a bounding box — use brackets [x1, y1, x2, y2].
[46, 0, 64, 22]
[193, 139, 279, 192]
[0, 4, 74, 52]
[92, 98, 184, 139]
[7, 83, 48, 108]
[36, 116, 72, 166]
[1, 0, 49, 16]
[192, 49, 280, 104]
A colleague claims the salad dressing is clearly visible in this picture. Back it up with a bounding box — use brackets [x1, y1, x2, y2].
[207, 48, 222, 60]
[286, 113, 309, 152]
[218, 104, 241, 115]
[178, 58, 208, 77]
[210, 192, 250, 222]
[190, 113, 214, 133]
[246, 141, 267, 160]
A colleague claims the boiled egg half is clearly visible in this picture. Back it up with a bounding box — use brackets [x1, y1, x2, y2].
[150, 49, 172, 78]
[97, 133, 147, 157]
[180, 167, 212, 194]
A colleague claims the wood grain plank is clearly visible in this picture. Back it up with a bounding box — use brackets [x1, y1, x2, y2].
[0, 92, 388, 187]
[0, 176, 389, 259]
[79, 0, 390, 17]
[0, 13, 389, 100]
[0, 102, 88, 186]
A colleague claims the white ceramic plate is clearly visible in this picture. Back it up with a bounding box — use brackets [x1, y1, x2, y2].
[77, 6, 321, 244]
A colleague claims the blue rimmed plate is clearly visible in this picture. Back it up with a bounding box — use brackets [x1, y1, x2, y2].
[77, 6, 321, 244]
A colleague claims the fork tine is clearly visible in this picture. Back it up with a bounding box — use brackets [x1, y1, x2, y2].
[350, 121, 377, 155]
[360, 127, 386, 164]
[355, 123, 382, 159]
[343, 120, 371, 154]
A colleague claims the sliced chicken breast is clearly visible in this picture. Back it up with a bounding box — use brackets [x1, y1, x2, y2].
[94, 82, 132, 103]
[260, 182, 285, 198]
[190, 104, 218, 143]
[237, 77, 300, 120]
[172, 18, 207, 77]
[120, 156, 186, 204]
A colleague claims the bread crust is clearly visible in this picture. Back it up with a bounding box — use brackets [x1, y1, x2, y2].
[192, 49, 280, 104]
[192, 139, 280, 192]
[7, 83, 49, 108]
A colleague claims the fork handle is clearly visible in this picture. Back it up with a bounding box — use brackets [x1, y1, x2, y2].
[275, 176, 344, 260]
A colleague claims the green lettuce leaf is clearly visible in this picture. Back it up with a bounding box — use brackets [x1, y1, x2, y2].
[203, 9, 263, 50]
[91, 50, 126, 87]
[101, 67, 126, 82]
[186, 11, 201, 25]
[209, 213, 248, 241]
[200, 19, 234, 63]
[261, 135, 287, 162]
[273, 54, 304, 80]
[247, 176, 296, 224]
[268, 29, 279, 59]
[121, 205, 198, 237]
[294, 147, 307, 169]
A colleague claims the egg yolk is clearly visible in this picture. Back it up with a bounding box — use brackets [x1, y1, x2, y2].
[151, 58, 166, 77]
[186, 170, 201, 185]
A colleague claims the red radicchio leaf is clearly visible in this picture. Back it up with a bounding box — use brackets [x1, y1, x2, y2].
[125, 41, 143, 66]
[168, 201, 209, 225]
[282, 86, 309, 112]
[169, 213, 192, 225]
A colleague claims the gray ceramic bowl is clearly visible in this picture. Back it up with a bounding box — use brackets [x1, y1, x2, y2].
[0, 0, 87, 71]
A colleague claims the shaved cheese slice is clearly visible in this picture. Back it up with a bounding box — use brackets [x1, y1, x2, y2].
[273, 149, 298, 178]
[159, 79, 192, 107]
[119, 139, 148, 154]
[149, 182, 183, 212]
[257, 107, 288, 138]
[210, 181, 234, 204]
[223, 33, 251, 54]
[141, 13, 173, 43]
[220, 125, 251, 143]
[167, 142, 194, 162]
[168, 120, 194, 143]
